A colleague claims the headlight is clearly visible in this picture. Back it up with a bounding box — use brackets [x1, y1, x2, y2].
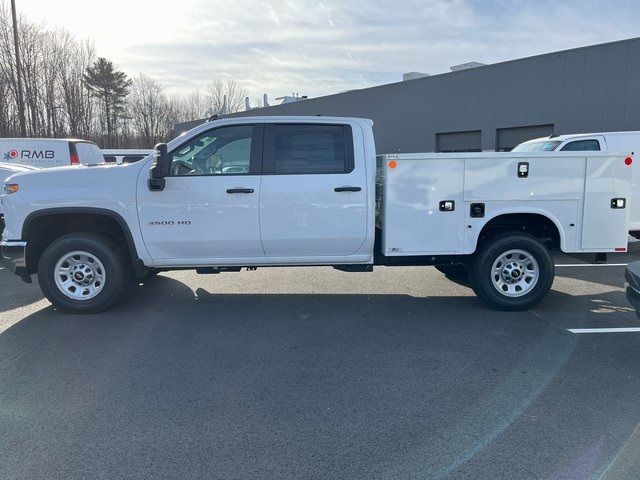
[4, 184, 19, 194]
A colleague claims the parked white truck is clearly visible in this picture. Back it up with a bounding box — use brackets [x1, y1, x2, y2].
[0, 117, 634, 313]
[513, 131, 640, 234]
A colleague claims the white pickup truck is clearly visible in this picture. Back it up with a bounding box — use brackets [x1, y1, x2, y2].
[0, 116, 633, 313]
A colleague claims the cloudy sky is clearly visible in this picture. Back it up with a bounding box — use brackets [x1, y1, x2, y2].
[18, 0, 640, 101]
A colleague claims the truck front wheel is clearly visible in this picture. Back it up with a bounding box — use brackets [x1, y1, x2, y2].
[37, 233, 128, 314]
[469, 233, 554, 311]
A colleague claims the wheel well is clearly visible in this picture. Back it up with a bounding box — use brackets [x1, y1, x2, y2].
[23, 212, 135, 274]
[477, 213, 561, 251]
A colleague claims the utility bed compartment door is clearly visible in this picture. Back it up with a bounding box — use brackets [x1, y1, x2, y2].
[463, 156, 584, 201]
[581, 156, 630, 250]
[381, 157, 464, 254]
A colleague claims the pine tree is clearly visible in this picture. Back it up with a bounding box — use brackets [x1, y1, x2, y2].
[83, 58, 131, 147]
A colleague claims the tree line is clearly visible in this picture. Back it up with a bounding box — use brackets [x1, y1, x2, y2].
[0, 1, 248, 148]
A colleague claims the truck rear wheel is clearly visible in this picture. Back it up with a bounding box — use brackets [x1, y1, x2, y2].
[469, 233, 554, 311]
[37, 233, 128, 314]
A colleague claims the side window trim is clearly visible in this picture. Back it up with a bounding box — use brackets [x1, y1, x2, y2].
[166, 123, 264, 177]
[262, 123, 355, 175]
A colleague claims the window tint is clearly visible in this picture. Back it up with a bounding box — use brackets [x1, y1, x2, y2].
[560, 139, 600, 151]
[103, 155, 117, 163]
[274, 124, 350, 174]
[170, 125, 253, 176]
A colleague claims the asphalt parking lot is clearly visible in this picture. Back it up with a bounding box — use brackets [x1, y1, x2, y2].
[1, 254, 640, 480]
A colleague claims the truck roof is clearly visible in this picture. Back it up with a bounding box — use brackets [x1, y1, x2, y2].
[521, 131, 640, 144]
[174, 116, 374, 144]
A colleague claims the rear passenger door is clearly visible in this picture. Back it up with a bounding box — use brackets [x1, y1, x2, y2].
[259, 123, 368, 258]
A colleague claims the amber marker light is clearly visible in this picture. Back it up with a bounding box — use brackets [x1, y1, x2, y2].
[5, 184, 19, 194]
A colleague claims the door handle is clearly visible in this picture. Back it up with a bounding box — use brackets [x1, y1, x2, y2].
[226, 188, 254, 194]
[334, 186, 362, 192]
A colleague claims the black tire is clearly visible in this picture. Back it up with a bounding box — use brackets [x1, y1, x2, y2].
[469, 232, 554, 311]
[37, 233, 128, 314]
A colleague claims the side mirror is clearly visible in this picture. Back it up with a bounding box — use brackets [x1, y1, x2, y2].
[149, 143, 169, 191]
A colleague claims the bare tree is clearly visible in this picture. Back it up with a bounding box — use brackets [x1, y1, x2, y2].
[59, 38, 95, 138]
[205, 78, 247, 114]
[128, 74, 173, 147]
[175, 90, 210, 121]
[0, 1, 249, 145]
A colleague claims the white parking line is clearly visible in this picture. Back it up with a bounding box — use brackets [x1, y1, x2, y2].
[568, 327, 640, 334]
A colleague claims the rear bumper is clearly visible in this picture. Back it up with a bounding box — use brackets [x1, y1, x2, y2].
[0, 240, 30, 282]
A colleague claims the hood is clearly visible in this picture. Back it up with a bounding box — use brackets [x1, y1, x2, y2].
[4, 161, 150, 207]
[5, 161, 147, 185]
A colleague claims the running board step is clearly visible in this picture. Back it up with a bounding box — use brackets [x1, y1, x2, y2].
[196, 267, 243, 274]
[333, 265, 373, 273]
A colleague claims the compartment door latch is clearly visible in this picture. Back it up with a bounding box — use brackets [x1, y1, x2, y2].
[518, 162, 529, 178]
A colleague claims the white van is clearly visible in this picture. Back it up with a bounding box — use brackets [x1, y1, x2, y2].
[513, 131, 640, 233]
[102, 149, 153, 165]
[0, 139, 103, 168]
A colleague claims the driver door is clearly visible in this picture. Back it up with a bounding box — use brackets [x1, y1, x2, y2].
[137, 123, 265, 264]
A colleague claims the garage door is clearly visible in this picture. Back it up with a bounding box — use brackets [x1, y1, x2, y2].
[436, 130, 481, 153]
[496, 124, 554, 152]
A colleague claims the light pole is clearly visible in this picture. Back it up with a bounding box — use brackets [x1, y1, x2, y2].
[10, 0, 27, 137]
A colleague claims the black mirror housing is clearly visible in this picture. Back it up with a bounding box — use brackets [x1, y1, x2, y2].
[150, 143, 169, 179]
[149, 143, 169, 191]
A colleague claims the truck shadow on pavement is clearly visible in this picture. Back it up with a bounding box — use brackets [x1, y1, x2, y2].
[2, 274, 640, 479]
[0, 276, 640, 478]
[0, 270, 45, 314]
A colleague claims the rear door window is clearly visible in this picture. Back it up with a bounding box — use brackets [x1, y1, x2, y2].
[560, 139, 601, 151]
[266, 124, 354, 174]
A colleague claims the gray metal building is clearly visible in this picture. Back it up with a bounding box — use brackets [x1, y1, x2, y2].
[174, 37, 640, 153]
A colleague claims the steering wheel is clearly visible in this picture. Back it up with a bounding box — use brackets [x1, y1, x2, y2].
[171, 160, 195, 176]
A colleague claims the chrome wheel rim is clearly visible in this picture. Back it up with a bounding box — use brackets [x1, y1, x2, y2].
[54, 251, 106, 300]
[491, 249, 539, 297]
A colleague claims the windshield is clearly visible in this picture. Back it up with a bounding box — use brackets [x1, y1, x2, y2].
[511, 140, 562, 152]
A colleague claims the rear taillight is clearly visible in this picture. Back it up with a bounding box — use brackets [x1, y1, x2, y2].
[625, 157, 633, 166]
[70, 154, 80, 165]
